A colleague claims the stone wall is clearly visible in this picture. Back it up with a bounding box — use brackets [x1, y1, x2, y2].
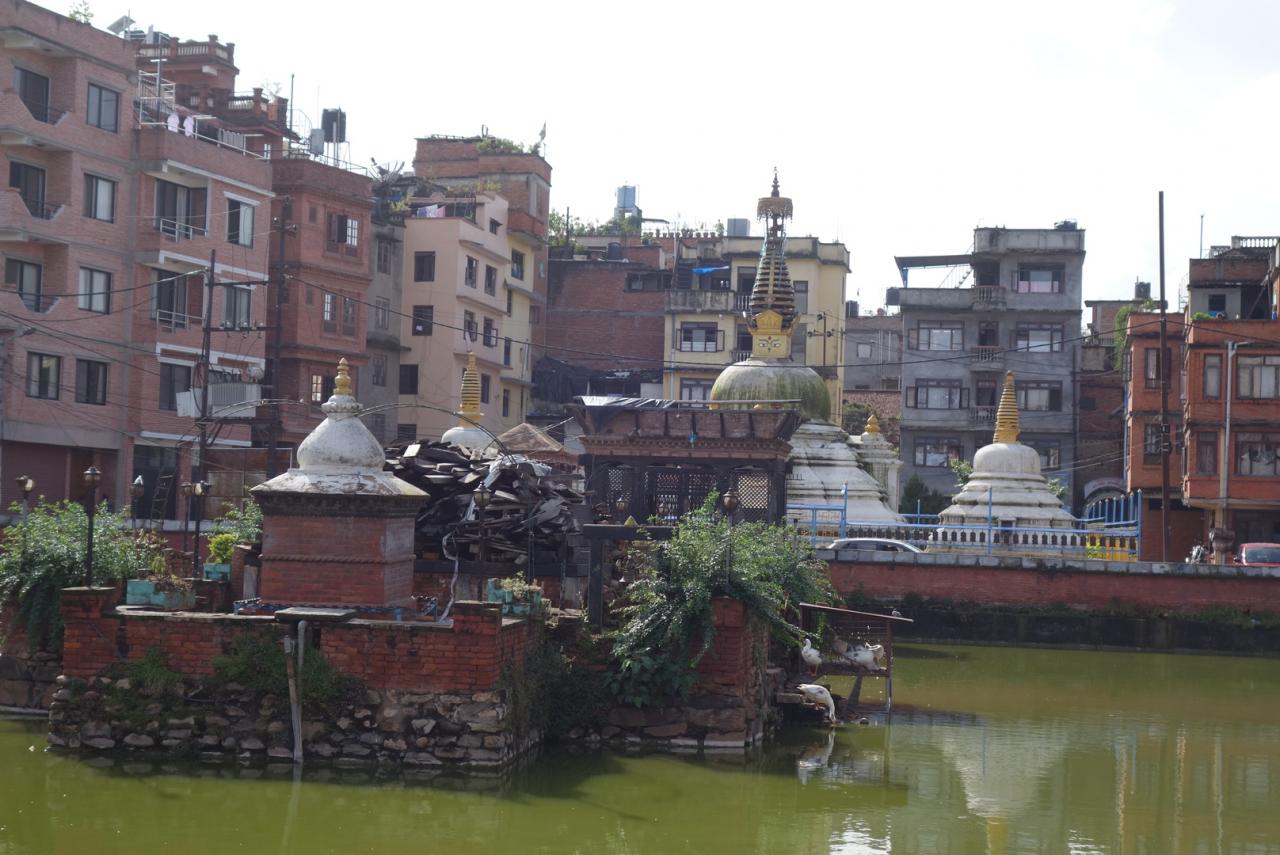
[0, 604, 59, 709]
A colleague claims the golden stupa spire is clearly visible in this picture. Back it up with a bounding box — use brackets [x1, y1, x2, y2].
[747, 170, 797, 359]
[334, 357, 353, 396]
[864, 413, 881, 435]
[993, 370, 1020, 443]
[458, 352, 483, 425]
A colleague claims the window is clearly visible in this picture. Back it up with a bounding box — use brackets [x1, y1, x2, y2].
[399, 364, 418, 395]
[1207, 294, 1227, 314]
[6, 259, 43, 312]
[463, 310, 477, 342]
[855, 342, 873, 359]
[78, 267, 111, 313]
[510, 250, 525, 280]
[374, 297, 390, 330]
[464, 256, 478, 288]
[1015, 265, 1063, 293]
[159, 363, 192, 411]
[503, 337, 512, 367]
[86, 83, 119, 131]
[305, 286, 314, 305]
[529, 305, 542, 324]
[489, 218, 501, 234]
[1144, 347, 1171, 390]
[484, 265, 497, 296]
[1203, 353, 1222, 400]
[1015, 323, 1064, 352]
[371, 355, 387, 387]
[413, 251, 435, 282]
[482, 317, 497, 347]
[1028, 440, 1061, 470]
[15, 67, 50, 123]
[322, 293, 337, 332]
[1143, 422, 1164, 462]
[10, 161, 47, 217]
[479, 373, 491, 404]
[75, 359, 107, 405]
[224, 285, 251, 328]
[376, 239, 391, 275]
[791, 324, 807, 362]
[411, 305, 433, 336]
[83, 174, 116, 222]
[793, 280, 809, 314]
[310, 374, 334, 404]
[914, 438, 963, 467]
[152, 270, 194, 326]
[1016, 381, 1062, 412]
[155, 180, 206, 238]
[346, 217, 360, 247]
[679, 322, 723, 352]
[1237, 355, 1280, 399]
[226, 199, 255, 247]
[342, 297, 357, 336]
[680, 379, 715, 401]
[1236, 432, 1280, 476]
[906, 380, 967, 409]
[909, 322, 963, 351]
[501, 389, 510, 418]
[25, 353, 60, 399]
[505, 289, 513, 315]
[1196, 431, 1218, 475]
[396, 423, 417, 441]
[326, 213, 359, 252]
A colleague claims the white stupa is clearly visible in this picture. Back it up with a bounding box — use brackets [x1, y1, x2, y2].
[708, 173, 899, 524]
[936, 371, 1074, 547]
[440, 353, 495, 456]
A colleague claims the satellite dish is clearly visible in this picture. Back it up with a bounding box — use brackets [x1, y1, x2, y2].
[107, 15, 134, 34]
[246, 364, 265, 381]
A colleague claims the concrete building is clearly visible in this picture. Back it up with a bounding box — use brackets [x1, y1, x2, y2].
[358, 174, 412, 446]
[890, 224, 1084, 499]
[1187, 237, 1275, 320]
[1076, 295, 1143, 507]
[1, 2, 270, 517]
[841, 305, 903, 445]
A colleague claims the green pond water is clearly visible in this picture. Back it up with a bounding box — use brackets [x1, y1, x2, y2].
[2, 643, 1278, 854]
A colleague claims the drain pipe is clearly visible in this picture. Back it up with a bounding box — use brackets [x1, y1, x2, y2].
[281, 620, 306, 766]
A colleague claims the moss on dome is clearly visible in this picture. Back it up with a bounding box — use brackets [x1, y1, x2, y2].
[709, 359, 831, 421]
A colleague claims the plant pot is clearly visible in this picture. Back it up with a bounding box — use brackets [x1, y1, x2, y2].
[485, 579, 513, 604]
[125, 579, 196, 610]
[202, 562, 231, 582]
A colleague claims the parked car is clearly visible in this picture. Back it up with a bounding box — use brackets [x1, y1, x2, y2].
[1237, 542, 1280, 567]
[823, 537, 923, 553]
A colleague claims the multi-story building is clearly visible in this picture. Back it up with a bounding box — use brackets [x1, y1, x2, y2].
[1188, 237, 1274, 320]
[1076, 297, 1140, 508]
[358, 174, 412, 446]
[891, 224, 1084, 498]
[1, 2, 270, 518]
[410, 136, 551, 436]
[842, 304, 903, 443]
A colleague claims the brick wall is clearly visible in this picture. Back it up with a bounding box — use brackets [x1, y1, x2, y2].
[545, 261, 665, 370]
[828, 554, 1280, 613]
[58, 588, 535, 693]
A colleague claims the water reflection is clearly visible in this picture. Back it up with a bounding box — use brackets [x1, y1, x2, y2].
[2, 644, 1278, 854]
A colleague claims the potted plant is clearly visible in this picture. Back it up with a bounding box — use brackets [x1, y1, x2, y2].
[125, 556, 196, 610]
[203, 532, 235, 582]
[485, 576, 544, 617]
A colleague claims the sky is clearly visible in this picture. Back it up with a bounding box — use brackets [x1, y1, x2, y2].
[90, 0, 1280, 312]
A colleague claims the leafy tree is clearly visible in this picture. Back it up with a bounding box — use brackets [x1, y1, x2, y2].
[214, 499, 262, 545]
[0, 500, 164, 647]
[68, 1, 92, 22]
[899, 475, 948, 516]
[841, 402, 874, 436]
[949, 458, 973, 489]
[608, 495, 835, 707]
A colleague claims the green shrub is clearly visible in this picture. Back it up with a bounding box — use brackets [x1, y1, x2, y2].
[123, 647, 184, 694]
[607, 495, 836, 707]
[212, 635, 350, 708]
[215, 500, 262, 545]
[0, 500, 166, 647]
[206, 533, 236, 564]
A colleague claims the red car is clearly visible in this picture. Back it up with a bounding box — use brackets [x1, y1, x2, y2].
[1237, 543, 1280, 566]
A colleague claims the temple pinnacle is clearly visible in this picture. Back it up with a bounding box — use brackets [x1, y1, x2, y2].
[993, 371, 1020, 444]
[334, 357, 353, 397]
[459, 352, 483, 424]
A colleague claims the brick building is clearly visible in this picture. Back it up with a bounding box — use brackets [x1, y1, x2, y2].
[1, 2, 270, 517]
[1076, 296, 1141, 507]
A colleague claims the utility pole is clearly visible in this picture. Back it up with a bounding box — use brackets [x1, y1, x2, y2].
[195, 249, 216, 488]
[266, 198, 292, 478]
[1157, 192, 1171, 563]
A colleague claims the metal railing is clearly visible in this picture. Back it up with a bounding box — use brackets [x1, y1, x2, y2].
[20, 198, 61, 220]
[972, 405, 996, 425]
[971, 345, 1001, 362]
[731, 349, 752, 362]
[155, 218, 206, 240]
[734, 292, 752, 311]
[19, 98, 66, 125]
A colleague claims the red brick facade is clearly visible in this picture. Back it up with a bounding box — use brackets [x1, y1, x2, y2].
[546, 260, 666, 370]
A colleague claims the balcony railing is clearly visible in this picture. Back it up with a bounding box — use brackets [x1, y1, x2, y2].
[971, 285, 1004, 304]
[19, 97, 66, 125]
[734, 292, 751, 311]
[970, 345, 1002, 363]
[20, 197, 62, 220]
[155, 218, 206, 241]
[732, 349, 752, 362]
[972, 405, 996, 425]
[175, 382, 262, 419]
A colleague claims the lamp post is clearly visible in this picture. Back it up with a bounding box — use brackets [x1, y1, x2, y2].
[130, 475, 145, 531]
[82, 467, 101, 587]
[190, 480, 210, 578]
[180, 482, 193, 555]
[722, 489, 740, 574]
[614, 498, 628, 524]
[474, 485, 491, 563]
[16, 476, 34, 585]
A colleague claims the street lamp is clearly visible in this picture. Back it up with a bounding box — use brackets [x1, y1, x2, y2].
[190, 480, 210, 578]
[613, 498, 628, 523]
[82, 466, 101, 587]
[15, 475, 34, 517]
[474, 485, 491, 562]
[130, 475, 145, 531]
[722, 489, 740, 575]
[180, 482, 193, 554]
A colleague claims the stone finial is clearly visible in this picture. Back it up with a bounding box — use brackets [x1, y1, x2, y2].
[993, 370, 1020, 444]
[459, 353, 482, 424]
[864, 413, 881, 435]
[334, 357, 353, 397]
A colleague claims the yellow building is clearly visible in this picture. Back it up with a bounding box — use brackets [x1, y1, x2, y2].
[398, 190, 534, 442]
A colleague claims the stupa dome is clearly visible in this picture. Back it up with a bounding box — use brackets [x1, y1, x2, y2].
[710, 358, 831, 421]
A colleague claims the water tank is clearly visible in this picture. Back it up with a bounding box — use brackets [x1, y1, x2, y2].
[321, 109, 346, 144]
[726, 218, 750, 237]
[886, 288, 901, 307]
[616, 185, 637, 211]
[845, 300, 859, 318]
[1134, 281, 1151, 300]
[606, 242, 623, 261]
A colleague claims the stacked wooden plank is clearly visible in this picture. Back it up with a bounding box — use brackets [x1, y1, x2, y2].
[388, 441, 582, 563]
